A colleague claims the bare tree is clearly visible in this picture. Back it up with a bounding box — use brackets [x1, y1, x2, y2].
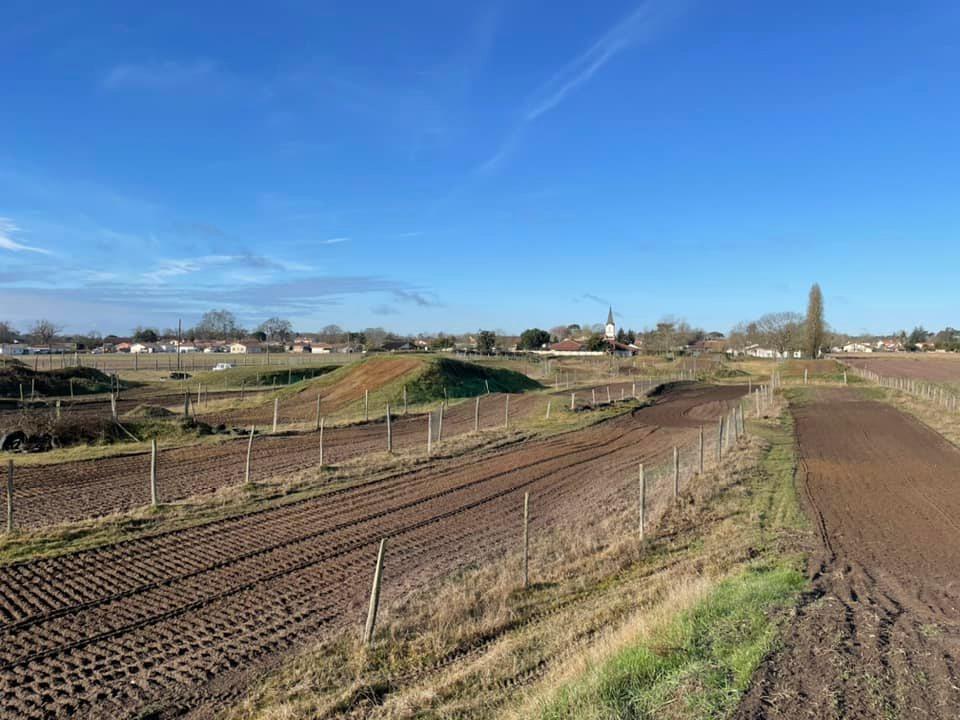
[193, 309, 242, 340]
[755, 312, 804, 355]
[30, 319, 62, 348]
[0, 321, 17, 344]
[257, 317, 293, 344]
[318, 324, 345, 344]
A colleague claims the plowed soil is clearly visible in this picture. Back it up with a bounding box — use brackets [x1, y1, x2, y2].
[0, 384, 744, 719]
[735, 388, 960, 719]
[6, 381, 672, 529]
[843, 354, 960, 383]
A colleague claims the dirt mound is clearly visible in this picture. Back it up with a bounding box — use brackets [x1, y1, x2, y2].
[0, 363, 115, 397]
[126, 404, 175, 418]
[713, 366, 749, 378]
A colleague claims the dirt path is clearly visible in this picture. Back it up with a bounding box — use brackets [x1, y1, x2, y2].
[0, 384, 743, 719]
[735, 388, 960, 719]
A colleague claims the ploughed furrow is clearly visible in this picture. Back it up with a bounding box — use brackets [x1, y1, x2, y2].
[0, 383, 743, 719]
[7, 381, 657, 529]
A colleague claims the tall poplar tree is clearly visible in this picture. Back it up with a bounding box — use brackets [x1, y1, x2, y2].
[804, 283, 825, 358]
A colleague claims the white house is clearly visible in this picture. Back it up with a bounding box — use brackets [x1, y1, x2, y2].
[130, 343, 157, 354]
[310, 343, 332, 354]
[842, 342, 873, 353]
[230, 342, 263, 354]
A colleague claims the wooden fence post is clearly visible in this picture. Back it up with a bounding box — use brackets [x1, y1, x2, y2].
[485, 379, 490, 395]
[272, 397, 279, 432]
[319, 417, 325, 466]
[386, 403, 392, 452]
[673, 446, 680, 498]
[244, 426, 255, 484]
[474, 396, 480, 432]
[427, 413, 433, 455]
[55, 399, 61, 420]
[438, 403, 444, 441]
[5, 460, 13, 534]
[504, 395, 510, 428]
[110, 393, 118, 421]
[570, 392, 575, 410]
[592, 388, 597, 405]
[403, 385, 408, 415]
[315, 394, 322, 431]
[150, 438, 159, 506]
[698, 426, 704, 474]
[606, 386, 611, 403]
[363, 539, 387, 644]
[364, 388, 369, 422]
[522, 492, 530, 589]
[639, 463, 646, 539]
[545, 400, 552, 420]
[717, 417, 724, 462]
[69, 378, 74, 398]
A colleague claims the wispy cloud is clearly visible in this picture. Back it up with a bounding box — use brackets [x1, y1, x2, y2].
[141, 254, 306, 283]
[393, 289, 441, 307]
[103, 60, 223, 91]
[371, 304, 401, 316]
[0, 217, 52, 254]
[580, 293, 611, 306]
[319, 237, 350, 245]
[478, 1, 686, 173]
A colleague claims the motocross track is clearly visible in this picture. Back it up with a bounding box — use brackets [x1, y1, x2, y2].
[842, 354, 960, 383]
[5, 381, 669, 529]
[734, 388, 960, 719]
[0, 383, 743, 719]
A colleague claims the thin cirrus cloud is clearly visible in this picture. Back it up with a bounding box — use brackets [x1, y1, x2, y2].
[102, 60, 223, 91]
[0, 217, 51, 255]
[478, 0, 688, 174]
[319, 237, 350, 245]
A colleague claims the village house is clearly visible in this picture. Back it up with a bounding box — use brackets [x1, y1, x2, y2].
[230, 341, 263, 354]
[310, 343, 332, 354]
[842, 342, 873, 353]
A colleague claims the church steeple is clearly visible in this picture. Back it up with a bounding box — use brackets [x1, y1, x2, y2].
[605, 307, 616, 340]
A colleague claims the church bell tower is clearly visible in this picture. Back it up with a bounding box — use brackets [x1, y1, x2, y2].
[605, 307, 616, 340]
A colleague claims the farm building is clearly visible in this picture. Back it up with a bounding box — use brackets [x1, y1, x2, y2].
[842, 342, 873, 353]
[229, 342, 263, 354]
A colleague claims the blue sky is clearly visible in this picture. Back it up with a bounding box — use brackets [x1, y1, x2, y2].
[2, 1, 959, 337]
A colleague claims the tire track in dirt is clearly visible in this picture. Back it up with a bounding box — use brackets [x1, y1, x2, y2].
[734, 387, 960, 719]
[0, 384, 744, 719]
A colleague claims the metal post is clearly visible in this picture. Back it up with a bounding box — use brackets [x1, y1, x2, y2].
[474, 396, 480, 432]
[363, 538, 387, 644]
[272, 397, 279, 432]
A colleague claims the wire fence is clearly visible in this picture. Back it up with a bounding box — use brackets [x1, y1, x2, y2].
[841, 361, 960, 413]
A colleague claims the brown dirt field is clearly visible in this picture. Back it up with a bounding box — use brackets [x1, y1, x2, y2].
[734, 387, 960, 719]
[843, 354, 960, 384]
[2, 382, 736, 529]
[0, 384, 744, 719]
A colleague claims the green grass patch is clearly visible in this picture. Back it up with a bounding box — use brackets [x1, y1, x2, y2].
[539, 562, 805, 720]
[404, 357, 541, 403]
